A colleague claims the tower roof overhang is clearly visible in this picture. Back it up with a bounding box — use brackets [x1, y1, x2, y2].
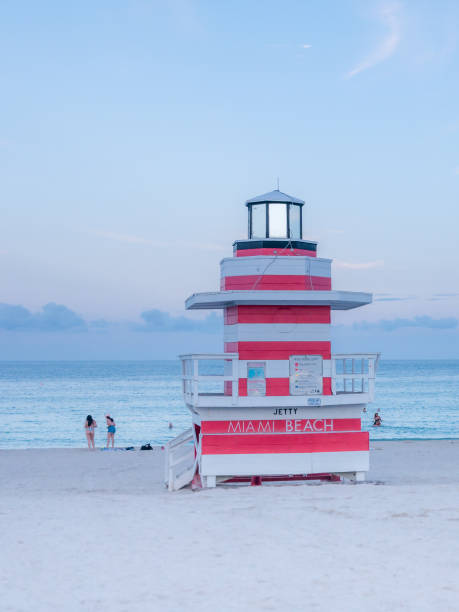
[245, 189, 305, 206]
[185, 290, 372, 311]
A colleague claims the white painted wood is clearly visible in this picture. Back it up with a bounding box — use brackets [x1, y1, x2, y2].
[201, 452, 311, 476]
[205, 475, 217, 488]
[173, 463, 196, 491]
[224, 323, 331, 343]
[188, 393, 370, 408]
[201, 451, 369, 477]
[220, 256, 332, 279]
[197, 404, 364, 421]
[311, 451, 369, 474]
[185, 290, 372, 311]
[323, 359, 332, 377]
[180, 353, 377, 408]
[340, 471, 367, 482]
[331, 354, 379, 400]
[180, 354, 239, 408]
[165, 429, 195, 491]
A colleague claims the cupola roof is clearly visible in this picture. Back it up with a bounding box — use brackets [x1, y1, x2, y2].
[245, 189, 304, 206]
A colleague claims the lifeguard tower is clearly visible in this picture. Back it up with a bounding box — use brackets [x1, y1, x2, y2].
[165, 190, 379, 490]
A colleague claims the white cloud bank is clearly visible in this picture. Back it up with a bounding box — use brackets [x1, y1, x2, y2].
[346, 2, 401, 78]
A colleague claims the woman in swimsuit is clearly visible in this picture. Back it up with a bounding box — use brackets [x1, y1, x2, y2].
[84, 415, 97, 449]
[105, 414, 116, 448]
[373, 412, 382, 426]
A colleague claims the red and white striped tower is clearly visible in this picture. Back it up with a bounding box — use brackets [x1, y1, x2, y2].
[176, 190, 379, 490]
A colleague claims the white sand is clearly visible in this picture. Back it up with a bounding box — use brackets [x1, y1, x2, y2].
[1, 441, 459, 611]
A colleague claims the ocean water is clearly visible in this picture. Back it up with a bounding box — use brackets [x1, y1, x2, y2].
[0, 360, 458, 448]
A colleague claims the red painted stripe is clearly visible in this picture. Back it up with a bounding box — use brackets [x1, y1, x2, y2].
[225, 305, 331, 325]
[238, 377, 332, 396]
[239, 378, 247, 396]
[323, 377, 332, 395]
[201, 419, 362, 434]
[266, 378, 290, 396]
[225, 341, 331, 360]
[223, 275, 331, 291]
[201, 431, 369, 455]
[225, 474, 341, 483]
[236, 248, 317, 258]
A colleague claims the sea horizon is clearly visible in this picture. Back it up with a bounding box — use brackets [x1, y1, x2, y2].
[2, 358, 459, 362]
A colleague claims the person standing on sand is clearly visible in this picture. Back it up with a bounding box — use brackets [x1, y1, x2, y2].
[105, 415, 116, 448]
[84, 415, 97, 449]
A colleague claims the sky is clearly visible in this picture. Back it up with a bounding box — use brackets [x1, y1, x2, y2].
[1, 0, 459, 359]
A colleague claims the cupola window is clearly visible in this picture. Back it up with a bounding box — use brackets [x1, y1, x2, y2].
[246, 189, 304, 240]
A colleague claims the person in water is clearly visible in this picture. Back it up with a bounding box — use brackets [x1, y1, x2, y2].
[373, 412, 382, 426]
[105, 414, 116, 448]
[85, 415, 97, 449]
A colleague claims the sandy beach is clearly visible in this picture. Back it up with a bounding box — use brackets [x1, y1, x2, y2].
[1, 440, 459, 612]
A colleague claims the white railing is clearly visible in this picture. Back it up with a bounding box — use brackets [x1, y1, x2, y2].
[179, 352, 380, 406]
[331, 353, 380, 401]
[164, 428, 196, 491]
[179, 353, 239, 408]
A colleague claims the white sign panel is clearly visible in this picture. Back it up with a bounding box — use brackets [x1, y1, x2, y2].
[289, 355, 323, 396]
[247, 361, 266, 397]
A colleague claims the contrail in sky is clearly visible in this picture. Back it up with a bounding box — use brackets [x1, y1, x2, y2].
[346, 2, 401, 78]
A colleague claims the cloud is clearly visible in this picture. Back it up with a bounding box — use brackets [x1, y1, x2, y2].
[354, 315, 458, 332]
[428, 293, 459, 301]
[374, 296, 414, 302]
[0, 303, 87, 331]
[0, 303, 224, 334]
[301, 44, 312, 49]
[346, 2, 401, 78]
[135, 309, 222, 333]
[334, 259, 384, 270]
[454, 166, 459, 175]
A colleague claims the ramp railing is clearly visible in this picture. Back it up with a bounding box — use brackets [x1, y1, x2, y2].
[164, 428, 196, 491]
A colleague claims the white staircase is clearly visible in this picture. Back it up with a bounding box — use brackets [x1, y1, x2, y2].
[164, 429, 196, 491]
